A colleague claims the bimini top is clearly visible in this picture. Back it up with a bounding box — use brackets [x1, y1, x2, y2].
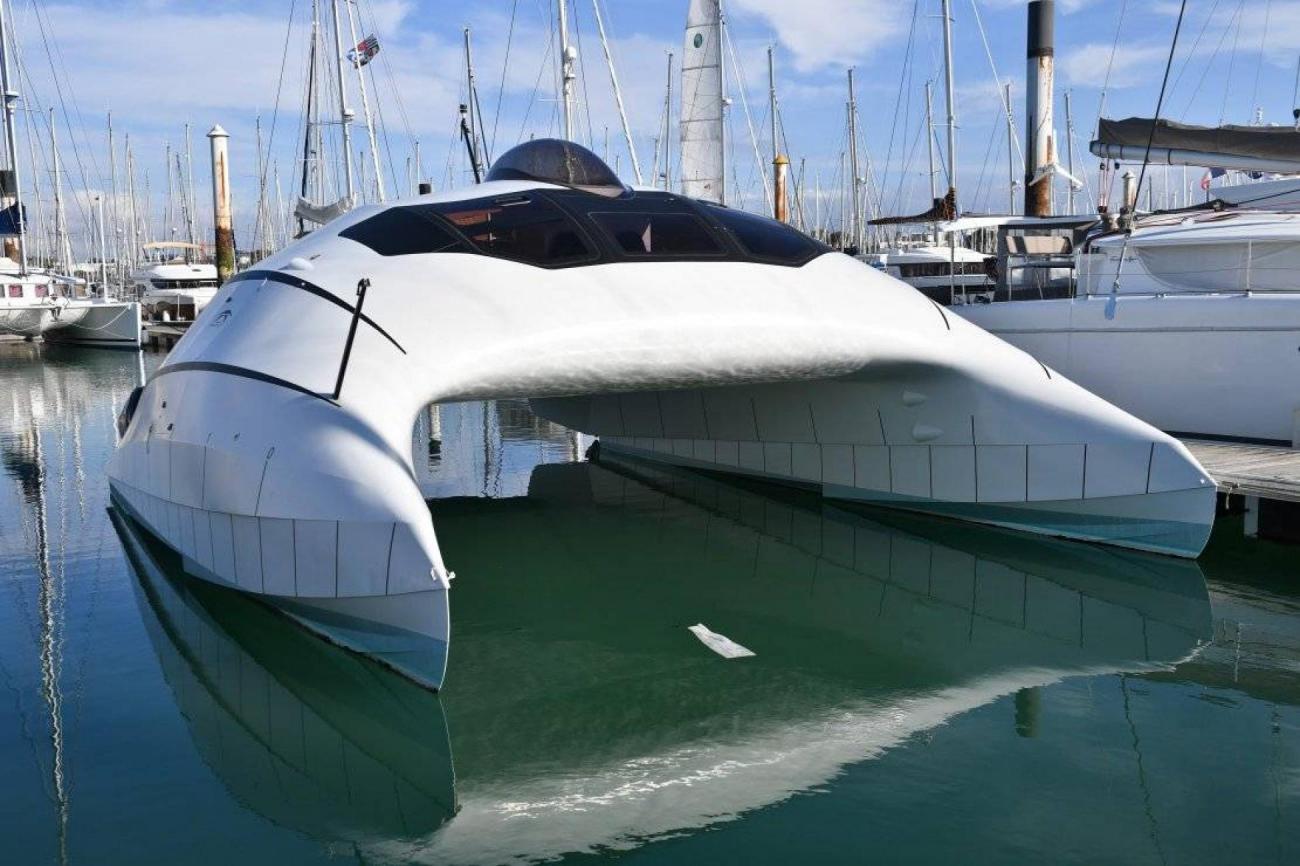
[485, 138, 628, 197]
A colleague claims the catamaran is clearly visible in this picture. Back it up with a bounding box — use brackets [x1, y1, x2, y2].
[107, 138, 1217, 690]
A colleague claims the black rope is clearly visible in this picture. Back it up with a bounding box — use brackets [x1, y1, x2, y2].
[1133, 0, 1189, 227]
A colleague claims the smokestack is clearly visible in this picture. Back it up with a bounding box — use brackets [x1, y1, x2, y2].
[1024, 0, 1055, 217]
[206, 125, 234, 283]
[773, 154, 790, 222]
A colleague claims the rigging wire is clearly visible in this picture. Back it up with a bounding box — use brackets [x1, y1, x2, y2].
[1217, 0, 1246, 125]
[1248, 0, 1272, 121]
[489, 0, 519, 158]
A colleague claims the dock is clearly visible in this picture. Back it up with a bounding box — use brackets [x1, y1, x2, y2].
[1182, 438, 1300, 542]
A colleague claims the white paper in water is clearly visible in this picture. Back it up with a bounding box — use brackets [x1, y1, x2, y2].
[688, 623, 755, 659]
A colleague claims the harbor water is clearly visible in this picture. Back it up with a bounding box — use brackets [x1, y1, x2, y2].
[2, 342, 1298, 865]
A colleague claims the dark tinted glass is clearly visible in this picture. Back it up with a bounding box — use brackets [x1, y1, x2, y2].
[339, 205, 470, 256]
[590, 212, 722, 256]
[433, 195, 594, 266]
[705, 204, 822, 263]
[486, 138, 626, 196]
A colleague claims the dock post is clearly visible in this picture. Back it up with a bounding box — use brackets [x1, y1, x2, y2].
[206, 125, 235, 283]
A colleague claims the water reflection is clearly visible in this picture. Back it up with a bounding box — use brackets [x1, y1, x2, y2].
[409, 455, 1212, 864]
[110, 508, 457, 843]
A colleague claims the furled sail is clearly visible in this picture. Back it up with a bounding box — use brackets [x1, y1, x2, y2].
[1091, 117, 1300, 173]
[869, 189, 956, 226]
[293, 194, 354, 227]
[680, 0, 724, 203]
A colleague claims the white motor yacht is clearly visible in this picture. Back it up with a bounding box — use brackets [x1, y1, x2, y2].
[107, 139, 1216, 690]
[131, 242, 219, 322]
[863, 243, 993, 303]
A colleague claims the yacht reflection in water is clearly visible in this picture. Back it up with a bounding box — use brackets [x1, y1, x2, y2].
[110, 509, 458, 842]
[112, 445, 1211, 864]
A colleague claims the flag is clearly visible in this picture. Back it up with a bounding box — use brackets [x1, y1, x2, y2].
[347, 34, 380, 67]
[1200, 166, 1226, 191]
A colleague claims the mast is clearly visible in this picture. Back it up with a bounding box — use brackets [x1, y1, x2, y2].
[107, 114, 120, 287]
[184, 123, 198, 248]
[925, 80, 938, 242]
[0, 0, 26, 270]
[126, 136, 139, 273]
[94, 194, 106, 293]
[343, 0, 384, 201]
[718, 0, 727, 205]
[1024, 0, 1055, 217]
[328, 0, 356, 201]
[557, 0, 576, 141]
[940, 0, 957, 209]
[591, 0, 642, 184]
[298, 0, 319, 235]
[164, 141, 174, 243]
[847, 68, 861, 252]
[50, 110, 70, 275]
[254, 114, 268, 253]
[768, 45, 778, 213]
[1065, 88, 1076, 215]
[1006, 82, 1016, 212]
[463, 28, 484, 179]
[664, 51, 672, 190]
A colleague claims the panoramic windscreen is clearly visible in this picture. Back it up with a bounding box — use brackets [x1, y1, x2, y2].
[485, 138, 628, 197]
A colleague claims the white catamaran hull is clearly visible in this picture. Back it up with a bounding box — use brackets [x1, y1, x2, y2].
[0, 299, 141, 346]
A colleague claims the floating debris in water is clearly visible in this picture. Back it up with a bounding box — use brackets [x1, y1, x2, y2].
[688, 623, 755, 659]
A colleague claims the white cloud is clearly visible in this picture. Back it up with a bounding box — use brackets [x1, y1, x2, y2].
[726, 0, 904, 72]
[1059, 41, 1169, 89]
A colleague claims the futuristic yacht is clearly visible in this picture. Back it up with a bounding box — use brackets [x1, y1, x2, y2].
[107, 139, 1217, 690]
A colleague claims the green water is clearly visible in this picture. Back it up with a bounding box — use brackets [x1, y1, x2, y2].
[2, 342, 1298, 865]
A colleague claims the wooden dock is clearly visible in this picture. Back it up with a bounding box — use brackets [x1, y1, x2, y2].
[1182, 439, 1300, 503]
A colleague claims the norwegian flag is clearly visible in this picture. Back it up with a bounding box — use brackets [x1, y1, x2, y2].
[347, 34, 380, 67]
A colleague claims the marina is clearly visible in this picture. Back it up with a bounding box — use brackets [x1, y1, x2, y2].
[2, 0, 1300, 863]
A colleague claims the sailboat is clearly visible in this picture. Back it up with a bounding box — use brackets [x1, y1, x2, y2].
[0, 0, 140, 347]
[949, 3, 1300, 446]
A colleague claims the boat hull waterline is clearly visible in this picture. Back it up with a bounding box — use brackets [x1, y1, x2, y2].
[107, 173, 1216, 690]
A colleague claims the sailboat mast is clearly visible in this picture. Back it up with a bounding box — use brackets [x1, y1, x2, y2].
[0, 0, 26, 271]
[664, 51, 672, 190]
[125, 136, 139, 272]
[463, 28, 483, 179]
[847, 68, 861, 252]
[940, 0, 957, 207]
[925, 80, 938, 241]
[107, 113, 120, 286]
[298, 0, 319, 236]
[557, 0, 576, 141]
[184, 122, 198, 248]
[718, 2, 728, 205]
[590, 0, 642, 184]
[50, 109, 70, 274]
[1065, 88, 1076, 215]
[1006, 82, 1015, 212]
[342, 0, 384, 201]
[328, 0, 356, 201]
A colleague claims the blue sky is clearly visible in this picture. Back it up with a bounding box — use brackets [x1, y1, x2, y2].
[11, 0, 1300, 252]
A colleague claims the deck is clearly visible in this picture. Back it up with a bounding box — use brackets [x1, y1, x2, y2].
[1182, 439, 1300, 503]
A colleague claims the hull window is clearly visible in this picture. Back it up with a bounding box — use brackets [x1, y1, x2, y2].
[589, 211, 723, 256]
[704, 203, 823, 264]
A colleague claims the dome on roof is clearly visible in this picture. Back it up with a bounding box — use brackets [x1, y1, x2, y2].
[485, 138, 628, 197]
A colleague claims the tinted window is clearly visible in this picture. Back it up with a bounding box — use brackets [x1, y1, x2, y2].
[705, 204, 822, 263]
[434, 194, 594, 267]
[339, 205, 470, 256]
[590, 211, 722, 256]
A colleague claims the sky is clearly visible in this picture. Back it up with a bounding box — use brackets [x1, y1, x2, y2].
[8, 0, 1300, 256]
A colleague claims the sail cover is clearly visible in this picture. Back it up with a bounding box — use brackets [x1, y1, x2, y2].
[294, 195, 354, 226]
[1095, 117, 1300, 164]
[870, 189, 956, 225]
[680, 0, 723, 203]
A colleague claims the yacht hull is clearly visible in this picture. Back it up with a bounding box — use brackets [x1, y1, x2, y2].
[0, 300, 141, 346]
[956, 292, 1300, 444]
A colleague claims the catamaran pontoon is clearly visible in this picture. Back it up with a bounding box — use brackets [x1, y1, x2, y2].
[107, 139, 1216, 690]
